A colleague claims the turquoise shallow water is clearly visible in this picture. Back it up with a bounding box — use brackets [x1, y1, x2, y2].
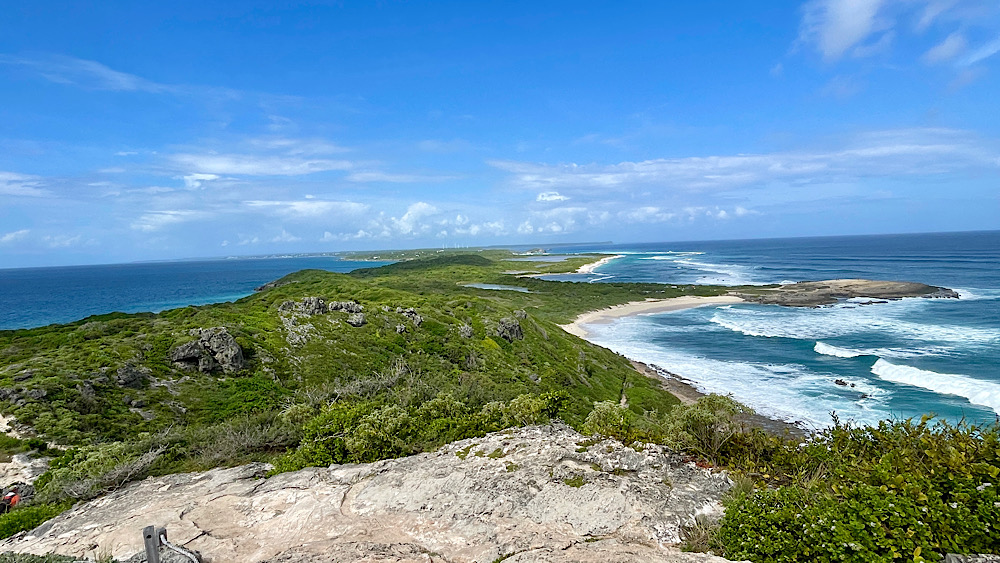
[550, 231, 1000, 427]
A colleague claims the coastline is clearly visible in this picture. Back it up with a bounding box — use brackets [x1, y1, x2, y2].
[558, 295, 743, 338]
[631, 360, 809, 437]
[576, 254, 625, 274]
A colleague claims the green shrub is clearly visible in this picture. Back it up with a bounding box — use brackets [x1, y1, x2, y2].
[716, 417, 1000, 562]
[661, 394, 749, 464]
[582, 401, 635, 442]
[0, 502, 71, 540]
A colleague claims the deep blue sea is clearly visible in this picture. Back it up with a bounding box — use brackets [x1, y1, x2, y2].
[0, 256, 389, 330]
[546, 231, 1000, 428]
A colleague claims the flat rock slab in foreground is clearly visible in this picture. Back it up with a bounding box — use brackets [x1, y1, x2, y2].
[0, 424, 742, 563]
[730, 278, 959, 307]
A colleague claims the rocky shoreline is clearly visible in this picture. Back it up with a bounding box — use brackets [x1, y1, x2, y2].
[729, 278, 959, 307]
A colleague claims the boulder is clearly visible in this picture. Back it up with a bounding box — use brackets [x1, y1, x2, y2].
[458, 324, 474, 339]
[496, 317, 523, 342]
[346, 313, 366, 327]
[170, 327, 244, 374]
[116, 365, 150, 388]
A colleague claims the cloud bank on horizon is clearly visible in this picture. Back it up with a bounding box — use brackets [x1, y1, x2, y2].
[1, 1, 998, 267]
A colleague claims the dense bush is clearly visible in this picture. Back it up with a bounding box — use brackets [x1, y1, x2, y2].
[717, 417, 1000, 562]
[661, 394, 750, 464]
[271, 391, 566, 473]
[582, 400, 636, 442]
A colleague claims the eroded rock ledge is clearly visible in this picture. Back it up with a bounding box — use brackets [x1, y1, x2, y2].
[729, 278, 959, 307]
[0, 424, 743, 563]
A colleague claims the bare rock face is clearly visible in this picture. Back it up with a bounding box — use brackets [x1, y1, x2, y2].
[0, 424, 743, 563]
[170, 328, 244, 374]
[497, 317, 523, 342]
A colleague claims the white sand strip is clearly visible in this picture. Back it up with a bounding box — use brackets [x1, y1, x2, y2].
[559, 295, 743, 338]
[576, 254, 625, 274]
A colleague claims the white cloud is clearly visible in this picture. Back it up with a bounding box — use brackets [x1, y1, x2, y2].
[244, 199, 369, 218]
[800, 0, 887, 61]
[923, 32, 968, 64]
[393, 202, 438, 235]
[346, 171, 460, 183]
[0, 54, 170, 93]
[131, 210, 209, 232]
[171, 153, 352, 176]
[0, 172, 49, 197]
[960, 36, 1000, 66]
[536, 191, 569, 202]
[182, 173, 220, 188]
[271, 229, 301, 243]
[492, 128, 998, 194]
[246, 137, 349, 155]
[42, 234, 83, 248]
[0, 229, 29, 244]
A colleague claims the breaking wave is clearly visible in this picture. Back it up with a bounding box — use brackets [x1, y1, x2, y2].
[871, 359, 1000, 415]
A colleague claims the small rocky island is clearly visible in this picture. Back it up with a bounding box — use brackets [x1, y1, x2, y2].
[729, 278, 960, 307]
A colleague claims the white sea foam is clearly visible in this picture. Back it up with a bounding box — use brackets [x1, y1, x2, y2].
[710, 304, 999, 346]
[814, 342, 865, 358]
[955, 288, 1000, 300]
[583, 317, 893, 428]
[871, 359, 1000, 415]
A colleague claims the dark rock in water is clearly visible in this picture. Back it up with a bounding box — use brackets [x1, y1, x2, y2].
[170, 327, 244, 374]
[329, 301, 363, 314]
[834, 379, 849, 387]
[497, 318, 523, 342]
[347, 313, 366, 327]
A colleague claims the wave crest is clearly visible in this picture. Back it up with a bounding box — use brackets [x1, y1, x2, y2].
[871, 359, 1000, 414]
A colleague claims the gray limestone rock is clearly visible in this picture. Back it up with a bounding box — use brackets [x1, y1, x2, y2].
[0, 425, 744, 563]
[497, 317, 523, 342]
[346, 313, 366, 327]
[169, 327, 244, 374]
[458, 324, 474, 339]
[115, 365, 150, 389]
[329, 301, 364, 314]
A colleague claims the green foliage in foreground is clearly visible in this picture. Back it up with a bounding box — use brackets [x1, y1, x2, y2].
[0, 502, 71, 540]
[715, 417, 1000, 562]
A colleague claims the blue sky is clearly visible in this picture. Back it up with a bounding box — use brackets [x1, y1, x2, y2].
[1, 1, 999, 267]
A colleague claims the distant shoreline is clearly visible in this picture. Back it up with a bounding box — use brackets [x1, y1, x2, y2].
[575, 254, 625, 274]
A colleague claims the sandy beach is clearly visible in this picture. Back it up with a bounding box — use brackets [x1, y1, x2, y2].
[576, 254, 625, 274]
[558, 294, 743, 338]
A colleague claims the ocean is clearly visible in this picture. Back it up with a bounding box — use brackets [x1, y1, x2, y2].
[547, 231, 1000, 428]
[0, 256, 389, 330]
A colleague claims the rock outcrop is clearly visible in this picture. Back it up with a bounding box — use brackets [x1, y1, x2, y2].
[496, 317, 523, 341]
[170, 328, 244, 374]
[730, 278, 960, 307]
[0, 424, 743, 563]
